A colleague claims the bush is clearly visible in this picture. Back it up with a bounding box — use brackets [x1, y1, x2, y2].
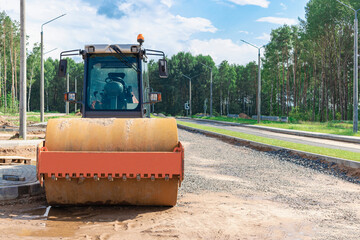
[212, 110, 220, 117]
[289, 107, 313, 122]
[289, 107, 301, 122]
[288, 116, 298, 123]
[335, 112, 341, 121]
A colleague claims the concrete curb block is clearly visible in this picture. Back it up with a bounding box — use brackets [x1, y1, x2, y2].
[0, 181, 43, 201]
[177, 118, 360, 144]
[178, 124, 360, 169]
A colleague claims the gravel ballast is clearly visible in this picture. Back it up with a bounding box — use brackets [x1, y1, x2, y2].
[178, 129, 360, 239]
[0, 129, 359, 239]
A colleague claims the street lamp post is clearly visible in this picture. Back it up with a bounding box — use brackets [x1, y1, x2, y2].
[241, 39, 266, 123]
[200, 62, 213, 117]
[182, 74, 200, 117]
[40, 14, 66, 122]
[336, 0, 359, 133]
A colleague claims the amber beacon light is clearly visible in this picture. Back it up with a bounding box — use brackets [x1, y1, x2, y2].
[137, 34, 144, 45]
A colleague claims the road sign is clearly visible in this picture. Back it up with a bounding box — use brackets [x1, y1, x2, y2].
[185, 102, 189, 110]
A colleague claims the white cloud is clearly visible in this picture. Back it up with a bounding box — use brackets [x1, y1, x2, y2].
[280, 3, 287, 10]
[255, 33, 271, 41]
[256, 16, 297, 25]
[160, 0, 173, 8]
[239, 30, 249, 34]
[2, 0, 217, 60]
[228, 0, 270, 8]
[188, 39, 259, 65]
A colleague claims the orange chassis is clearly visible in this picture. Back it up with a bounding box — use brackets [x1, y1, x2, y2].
[37, 142, 184, 186]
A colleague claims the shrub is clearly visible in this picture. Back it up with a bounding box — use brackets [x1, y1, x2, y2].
[335, 112, 341, 121]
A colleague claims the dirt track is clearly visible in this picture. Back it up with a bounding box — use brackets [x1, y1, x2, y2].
[0, 129, 360, 239]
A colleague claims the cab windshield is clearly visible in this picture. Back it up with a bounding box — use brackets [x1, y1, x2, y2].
[86, 54, 140, 110]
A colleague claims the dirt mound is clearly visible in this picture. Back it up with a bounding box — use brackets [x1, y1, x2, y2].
[238, 113, 251, 119]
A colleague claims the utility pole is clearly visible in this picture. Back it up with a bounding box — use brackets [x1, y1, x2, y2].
[257, 47, 261, 123]
[40, 29, 43, 120]
[336, 0, 359, 132]
[355, 12, 359, 132]
[355, 11, 359, 132]
[241, 39, 267, 123]
[19, 0, 26, 139]
[200, 62, 213, 117]
[40, 14, 66, 122]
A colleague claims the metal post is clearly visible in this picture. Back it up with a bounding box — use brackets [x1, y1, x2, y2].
[210, 68, 213, 117]
[19, 0, 26, 139]
[257, 48, 261, 123]
[75, 77, 77, 112]
[182, 74, 199, 117]
[66, 72, 69, 114]
[189, 78, 192, 117]
[46, 90, 49, 112]
[40, 14, 66, 121]
[40, 30, 44, 122]
[354, 12, 358, 132]
[200, 62, 213, 117]
[241, 39, 267, 123]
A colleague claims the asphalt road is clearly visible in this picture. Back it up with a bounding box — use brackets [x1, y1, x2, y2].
[179, 119, 360, 153]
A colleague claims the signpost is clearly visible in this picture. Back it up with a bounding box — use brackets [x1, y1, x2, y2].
[184, 101, 189, 116]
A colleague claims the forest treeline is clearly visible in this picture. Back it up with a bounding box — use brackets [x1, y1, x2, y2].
[0, 11, 83, 113]
[150, 0, 360, 121]
[1, 0, 360, 121]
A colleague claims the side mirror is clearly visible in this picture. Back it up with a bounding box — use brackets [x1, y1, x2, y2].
[158, 59, 168, 78]
[58, 59, 68, 78]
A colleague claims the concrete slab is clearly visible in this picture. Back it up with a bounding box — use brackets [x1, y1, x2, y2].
[0, 139, 43, 147]
[0, 165, 43, 200]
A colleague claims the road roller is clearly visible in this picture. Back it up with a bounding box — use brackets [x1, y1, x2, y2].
[37, 35, 184, 206]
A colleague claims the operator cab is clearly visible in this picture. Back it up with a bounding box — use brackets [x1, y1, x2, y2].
[86, 52, 140, 112]
[59, 35, 167, 118]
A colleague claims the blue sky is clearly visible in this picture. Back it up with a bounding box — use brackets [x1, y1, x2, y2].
[2, 0, 308, 65]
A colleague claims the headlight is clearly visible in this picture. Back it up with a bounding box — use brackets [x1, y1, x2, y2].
[131, 46, 138, 53]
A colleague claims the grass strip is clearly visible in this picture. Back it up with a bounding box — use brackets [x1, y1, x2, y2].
[177, 120, 360, 162]
[193, 116, 360, 137]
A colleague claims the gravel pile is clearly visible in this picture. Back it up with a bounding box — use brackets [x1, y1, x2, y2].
[178, 129, 360, 239]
